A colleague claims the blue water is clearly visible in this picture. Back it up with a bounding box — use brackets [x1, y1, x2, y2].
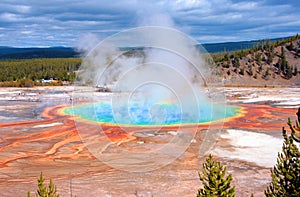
[64, 102, 240, 126]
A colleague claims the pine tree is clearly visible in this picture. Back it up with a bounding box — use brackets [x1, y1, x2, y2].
[197, 154, 235, 197]
[36, 172, 47, 197]
[258, 62, 263, 73]
[279, 46, 289, 75]
[48, 179, 59, 197]
[294, 66, 298, 76]
[288, 107, 300, 143]
[247, 65, 253, 76]
[264, 111, 300, 197]
[35, 172, 60, 197]
[286, 65, 293, 79]
[239, 68, 245, 75]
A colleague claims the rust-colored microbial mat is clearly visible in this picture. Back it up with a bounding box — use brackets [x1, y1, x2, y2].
[0, 87, 299, 196]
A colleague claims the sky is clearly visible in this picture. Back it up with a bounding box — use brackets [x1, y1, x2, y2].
[0, 0, 299, 47]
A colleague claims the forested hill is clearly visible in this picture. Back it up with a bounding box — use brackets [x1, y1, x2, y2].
[0, 36, 291, 59]
[202, 37, 288, 53]
[211, 34, 300, 86]
[0, 58, 81, 87]
[0, 47, 80, 59]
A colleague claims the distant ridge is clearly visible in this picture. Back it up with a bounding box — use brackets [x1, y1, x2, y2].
[0, 47, 80, 59]
[211, 34, 300, 86]
[202, 37, 289, 53]
[0, 36, 293, 59]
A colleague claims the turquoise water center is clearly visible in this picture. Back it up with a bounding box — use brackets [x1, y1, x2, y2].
[64, 101, 240, 126]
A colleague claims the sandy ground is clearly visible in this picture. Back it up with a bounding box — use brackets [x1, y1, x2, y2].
[0, 86, 299, 197]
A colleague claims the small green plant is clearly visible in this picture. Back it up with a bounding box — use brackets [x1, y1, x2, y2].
[239, 68, 244, 75]
[27, 172, 60, 197]
[197, 154, 235, 197]
[248, 65, 253, 76]
[288, 107, 300, 143]
[265, 109, 300, 197]
[293, 66, 298, 76]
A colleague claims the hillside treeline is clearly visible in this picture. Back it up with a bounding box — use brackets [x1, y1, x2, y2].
[211, 34, 300, 81]
[0, 58, 81, 87]
[0, 35, 299, 87]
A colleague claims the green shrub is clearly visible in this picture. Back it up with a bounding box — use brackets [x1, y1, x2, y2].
[265, 109, 300, 197]
[197, 154, 235, 197]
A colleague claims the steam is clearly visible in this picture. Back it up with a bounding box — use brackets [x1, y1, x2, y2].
[75, 33, 100, 56]
[71, 12, 229, 172]
[137, 12, 176, 28]
[76, 10, 210, 81]
[75, 12, 217, 124]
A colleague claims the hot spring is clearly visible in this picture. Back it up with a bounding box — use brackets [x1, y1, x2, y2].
[59, 23, 248, 173]
[69, 27, 242, 127]
[64, 101, 240, 126]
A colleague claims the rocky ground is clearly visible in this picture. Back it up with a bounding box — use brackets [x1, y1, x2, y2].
[0, 86, 299, 197]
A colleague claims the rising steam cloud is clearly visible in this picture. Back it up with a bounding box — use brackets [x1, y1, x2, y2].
[75, 11, 220, 125]
[71, 11, 228, 172]
[76, 12, 212, 89]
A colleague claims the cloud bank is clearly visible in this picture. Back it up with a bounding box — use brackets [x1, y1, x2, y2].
[0, 0, 299, 47]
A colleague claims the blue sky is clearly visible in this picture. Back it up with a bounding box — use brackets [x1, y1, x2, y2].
[0, 0, 299, 47]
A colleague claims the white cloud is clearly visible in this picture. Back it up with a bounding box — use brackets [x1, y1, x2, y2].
[14, 5, 31, 13]
[195, 35, 238, 43]
[231, 1, 259, 11]
[46, 35, 55, 40]
[174, 0, 211, 9]
[0, 12, 21, 22]
[20, 31, 32, 35]
[0, 0, 299, 46]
